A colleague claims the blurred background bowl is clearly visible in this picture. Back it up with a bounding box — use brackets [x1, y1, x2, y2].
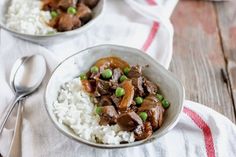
[44, 44, 185, 148]
[0, 0, 105, 45]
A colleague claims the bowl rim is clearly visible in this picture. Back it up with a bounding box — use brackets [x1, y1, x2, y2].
[0, 0, 105, 37]
[44, 44, 185, 149]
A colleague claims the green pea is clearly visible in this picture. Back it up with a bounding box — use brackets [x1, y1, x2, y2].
[123, 67, 131, 75]
[115, 87, 125, 97]
[90, 66, 99, 73]
[162, 99, 170, 109]
[156, 94, 164, 101]
[67, 7, 77, 14]
[79, 73, 87, 80]
[139, 112, 148, 121]
[119, 75, 128, 82]
[95, 106, 102, 115]
[102, 69, 112, 79]
[135, 97, 143, 105]
[50, 11, 58, 18]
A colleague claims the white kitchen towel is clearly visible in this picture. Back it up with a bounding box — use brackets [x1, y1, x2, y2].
[0, 0, 235, 157]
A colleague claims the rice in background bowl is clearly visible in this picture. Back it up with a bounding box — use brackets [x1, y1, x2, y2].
[44, 45, 184, 148]
[5, 0, 56, 35]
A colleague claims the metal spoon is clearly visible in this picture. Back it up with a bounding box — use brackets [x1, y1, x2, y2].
[0, 54, 47, 134]
[7, 56, 28, 157]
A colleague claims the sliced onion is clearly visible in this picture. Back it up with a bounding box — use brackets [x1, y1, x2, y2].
[119, 80, 134, 111]
[95, 56, 130, 70]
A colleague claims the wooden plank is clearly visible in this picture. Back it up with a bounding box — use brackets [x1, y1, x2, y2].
[215, 0, 236, 62]
[227, 60, 236, 107]
[215, 0, 236, 112]
[170, 0, 236, 122]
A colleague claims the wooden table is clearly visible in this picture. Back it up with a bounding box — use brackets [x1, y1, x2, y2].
[170, 0, 236, 123]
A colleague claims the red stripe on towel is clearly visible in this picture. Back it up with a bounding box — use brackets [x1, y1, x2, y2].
[184, 107, 216, 157]
[142, 0, 159, 51]
[146, 0, 157, 5]
[142, 22, 160, 51]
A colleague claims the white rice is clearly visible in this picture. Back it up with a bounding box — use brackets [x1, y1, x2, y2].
[53, 78, 135, 145]
[5, 0, 56, 35]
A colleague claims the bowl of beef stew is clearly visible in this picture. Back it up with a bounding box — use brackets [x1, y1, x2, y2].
[44, 44, 185, 148]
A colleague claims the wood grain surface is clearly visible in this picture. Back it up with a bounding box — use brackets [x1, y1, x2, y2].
[215, 0, 236, 122]
[170, 0, 236, 123]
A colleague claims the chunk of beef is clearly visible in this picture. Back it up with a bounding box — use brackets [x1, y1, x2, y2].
[49, 16, 59, 28]
[117, 111, 142, 131]
[129, 103, 138, 113]
[100, 95, 113, 106]
[57, 14, 81, 31]
[72, 16, 82, 29]
[111, 94, 121, 108]
[143, 77, 159, 95]
[82, 0, 99, 9]
[76, 3, 92, 23]
[94, 79, 111, 97]
[134, 122, 153, 140]
[58, 0, 75, 10]
[99, 106, 118, 125]
[131, 77, 145, 96]
[42, 0, 58, 11]
[110, 81, 119, 90]
[139, 95, 165, 130]
[127, 65, 142, 78]
[112, 68, 122, 82]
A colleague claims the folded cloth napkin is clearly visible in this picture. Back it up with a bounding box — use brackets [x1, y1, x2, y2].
[0, 0, 235, 157]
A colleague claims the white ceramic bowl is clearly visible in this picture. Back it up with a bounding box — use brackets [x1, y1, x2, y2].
[0, 0, 104, 45]
[44, 44, 185, 148]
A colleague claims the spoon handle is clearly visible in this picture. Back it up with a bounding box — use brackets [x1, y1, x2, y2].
[0, 94, 23, 134]
[7, 101, 23, 157]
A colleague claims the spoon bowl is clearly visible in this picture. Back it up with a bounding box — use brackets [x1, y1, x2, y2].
[14, 55, 47, 94]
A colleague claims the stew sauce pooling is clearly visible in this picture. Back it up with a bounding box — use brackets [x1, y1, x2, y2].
[42, 0, 99, 32]
[80, 57, 170, 141]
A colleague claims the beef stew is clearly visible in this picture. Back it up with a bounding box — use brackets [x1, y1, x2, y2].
[42, 0, 99, 32]
[80, 56, 170, 141]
